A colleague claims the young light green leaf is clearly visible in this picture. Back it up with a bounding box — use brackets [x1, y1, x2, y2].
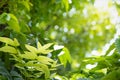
[0, 37, 14, 46]
[14, 38, 20, 46]
[38, 49, 53, 54]
[63, 47, 72, 63]
[25, 44, 37, 53]
[0, 37, 20, 47]
[25, 61, 34, 67]
[37, 42, 42, 49]
[25, 61, 44, 72]
[42, 43, 53, 49]
[39, 64, 50, 79]
[37, 56, 54, 65]
[20, 51, 37, 59]
[37, 43, 53, 54]
[58, 51, 66, 67]
[25, 61, 50, 79]
[0, 46, 17, 54]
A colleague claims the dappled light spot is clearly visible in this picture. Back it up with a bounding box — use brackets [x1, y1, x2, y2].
[86, 63, 97, 69]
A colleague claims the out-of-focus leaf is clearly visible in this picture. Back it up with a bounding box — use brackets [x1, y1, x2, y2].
[62, 0, 69, 11]
[0, 13, 7, 24]
[7, 14, 20, 32]
[10, 70, 23, 78]
[8, 14, 18, 22]
[21, 1, 31, 11]
[0, 46, 17, 54]
[115, 38, 120, 53]
[63, 47, 72, 63]
[0, 61, 12, 80]
[101, 69, 120, 80]
[0, 0, 7, 8]
[105, 43, 115, 56]
[0, 13, 21, 32]
[58, 47, 72, 67]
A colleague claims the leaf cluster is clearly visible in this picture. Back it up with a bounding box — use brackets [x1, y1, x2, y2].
[0, 37, 57, 80]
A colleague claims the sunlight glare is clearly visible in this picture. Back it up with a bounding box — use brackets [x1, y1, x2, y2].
[94, 0, 109, 11]
[86, 63, 97, 69]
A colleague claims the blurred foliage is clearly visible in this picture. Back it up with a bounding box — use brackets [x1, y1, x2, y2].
[0, 0, 120, 80]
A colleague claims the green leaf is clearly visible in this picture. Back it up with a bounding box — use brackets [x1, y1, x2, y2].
[63, 47, 72, 63]
[101, 69, 120, 80]
[10, 70, 23, 78]
[25, 61, 36, 67]
[20, 1, 31, 11]
[25, 61, 50, 79]
[42, 43, 53, 49]
[38, 49, 53, 54]
[115, 38, 120, 53]
[37, 42, 53, 54]
[0, 13, 20, 32]
[105, 43, 115, 56]
[0, 46, 17, 54]
[39, 64, 50, 79]
[15, 63, 25, 70]
[58, 51, 66, 66]
[7, 14, 21, 32]
[25, 43, 53, 54]
[62, 0, 69, 11]
[37, 43, 53, 54]
[25, 44, 37, 53]
[58, 47, 72, 67]
[8, 14, 18, 22]
[0, 37, 14, 46]
[13, 38, 20, 46]
[0, 37, 19, 46]
[20, 51, 37, 59]
[0, 13, 7, 24]
[37, 56, 54, 65]
[37, 42, 42, 49]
